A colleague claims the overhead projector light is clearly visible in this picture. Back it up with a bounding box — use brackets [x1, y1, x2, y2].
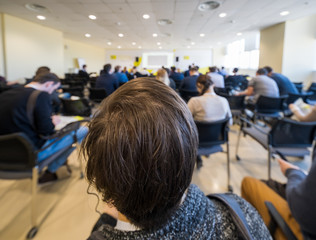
[198, 1, 220, 11]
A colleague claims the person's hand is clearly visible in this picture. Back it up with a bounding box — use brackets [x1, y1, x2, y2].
[52, 115, 61, 126]
[277, 158, 300, 176]
[289, 104, 299, 113]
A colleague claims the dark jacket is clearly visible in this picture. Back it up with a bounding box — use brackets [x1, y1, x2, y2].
[285, 147, 316, 239]
[179, 75, 199, 92]
[270, 73, 298, 96]
[96, 72, 119, 96]
[0, 87, 54, 148]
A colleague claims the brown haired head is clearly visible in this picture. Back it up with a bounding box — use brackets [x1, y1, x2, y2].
[33, 72, 60, 84]
[82, 77, 198, 230]
[196, 74, 214, 95]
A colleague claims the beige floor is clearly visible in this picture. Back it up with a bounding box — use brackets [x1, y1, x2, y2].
[0, 125, 311, 240]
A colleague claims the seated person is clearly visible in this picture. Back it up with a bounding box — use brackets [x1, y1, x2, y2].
[188, 75, 232, 168]
[188, 75, 232, 124]
[241, 148, 316, 240]
[179, 66, 199, 92]
[113, 65, 128, 85]
[169, 66, 184, 89]
[289, 103, 316, 122]
[78, 64, 90, 84]
[0, 73, 88, 183]
[236, 68, 279, 109]
[156, 68, 176, 90]
[83, 78, 271, 240]
[96, 64, 119, 96]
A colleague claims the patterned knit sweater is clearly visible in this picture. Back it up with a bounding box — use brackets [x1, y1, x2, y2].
[88, 184, 272, 239]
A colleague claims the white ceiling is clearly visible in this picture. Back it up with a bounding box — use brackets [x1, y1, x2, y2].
[1, 0, 316, 50]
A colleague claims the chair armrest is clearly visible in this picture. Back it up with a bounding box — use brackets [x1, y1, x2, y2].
[37, 119, 89, 152]
[239, 117, 270, 135]
[264, 201, 298, 240]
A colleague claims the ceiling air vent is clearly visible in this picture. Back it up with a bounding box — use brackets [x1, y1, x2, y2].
[25, 3, 47, 12]
[198, 1, 221, 11]
[157, 19, 173, 26]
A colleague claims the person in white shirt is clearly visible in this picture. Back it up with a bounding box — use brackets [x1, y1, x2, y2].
[207, 66, 225, 88]
[188, 75, 232, 125]
[188, 74, 232, 169]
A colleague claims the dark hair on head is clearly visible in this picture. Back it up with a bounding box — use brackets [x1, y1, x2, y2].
[263, 66, 273, 73]
[82, 77, 198, 230]
[209, 66, 217, 72]
[257, 68, 268, 75]
[103, 64, 111, 73]
[197, 75, 213, 95]
[83, 64, 87, 68]
[190, 66, 198, 72]
[171, 66, 176, 72]
[163, 67, 170, 75]
[114, 65, 121, 73]
[233, 67, 239, 73]
[33, 72, 60, 84]
[35, 66, 50, 76]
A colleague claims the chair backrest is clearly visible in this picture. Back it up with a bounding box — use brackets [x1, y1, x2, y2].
[287, 92, 313, 104]
[218, 94, 245, 110]
[256, 95, 288, 113]
[195, 117, 230, 148]
[270, 118, 316, 147]
[180, 89, 199, 102]
[61, 98, 91, 116]
[0, 132, 36, 171]
[89, 88, 108, 102]
[214, 87, 230, 95]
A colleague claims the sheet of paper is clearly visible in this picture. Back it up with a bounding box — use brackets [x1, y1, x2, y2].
[55, 116, 84, 130]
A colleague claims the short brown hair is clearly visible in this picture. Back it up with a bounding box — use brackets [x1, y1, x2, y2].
[82, 77, 198, 229]
[197, 75, 214, 95]
[33, 72, 60, 84]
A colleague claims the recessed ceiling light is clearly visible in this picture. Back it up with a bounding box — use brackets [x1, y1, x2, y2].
[191, 42, 195, 45]
[37, 15, 46, 20]
[157, 42, 161, 45]
[118, 33, 124, 37]
[187, 46, 191, 49]
[89, 15, 97, 20]
[153, 33, 158, 37]
[107, 42, 112, 45]
[219, 13, 227, 18]
[132, 42, 136, 45]
[143, 14, 150, 19]
[198, 1, 220, 11]
[85, 33, 91, 38]
[159, 46, 162, 49]
[237, 32, 242, 36]
[200, 33, 205, 37]
[117, 46, 122, 49]
[138, 46, 142, 49]
[280, 11, 290, 16]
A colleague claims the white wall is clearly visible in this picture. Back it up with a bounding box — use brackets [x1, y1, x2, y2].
[64, 39, 106, 74]
[212, 47, 226, 68]
[3, 14, 64, 81]
[105, 49, 212, 73]
[259, 23, 285, 73]
[283, 14, 316, 83]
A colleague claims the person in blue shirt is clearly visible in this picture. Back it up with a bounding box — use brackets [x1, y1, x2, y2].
[264, 66, 298, 96]
[114, 65, 128, 85]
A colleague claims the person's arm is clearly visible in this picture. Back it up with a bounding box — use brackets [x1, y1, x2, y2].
[278, 158, 316, 236]
[34, 92, 55, 136]
[236, 86, 253, 96]
[289, 104, 316, 122]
